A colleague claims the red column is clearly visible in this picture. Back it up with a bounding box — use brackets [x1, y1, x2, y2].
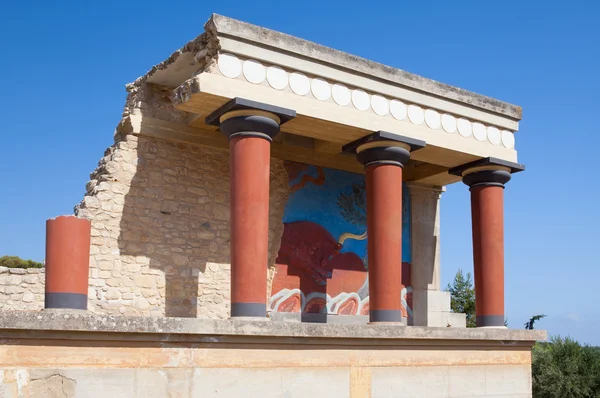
[344, 133, 424, 323]
[229, 135, 271, 317]
[366, 164, 403, 322]
[45, 215, 91, 310]
[206, 98, 295, 318]
[454, 163, 517, 328]
[471, 184, 505, 327]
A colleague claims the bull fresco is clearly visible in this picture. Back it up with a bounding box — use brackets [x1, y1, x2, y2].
[269, 161, 412, 318]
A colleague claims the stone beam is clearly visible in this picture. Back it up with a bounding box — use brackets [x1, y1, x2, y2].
[123, 115, 454, 183]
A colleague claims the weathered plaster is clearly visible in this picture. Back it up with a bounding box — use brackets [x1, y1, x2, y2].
[0, 313, 543, 397]
[0, 311, 546, 342]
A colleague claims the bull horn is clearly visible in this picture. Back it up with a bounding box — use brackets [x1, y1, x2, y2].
[338, 230, 368, 245]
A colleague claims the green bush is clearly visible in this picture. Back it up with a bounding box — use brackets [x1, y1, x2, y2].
[0, 256, 44, 269]
[532, 336, 600, 397]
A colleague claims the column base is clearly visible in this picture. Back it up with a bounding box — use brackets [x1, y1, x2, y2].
[231, 302, 267, 318]
[44, 292, 87, 310]
[476, 315, 505, 328]
[369, 310, 403, 323]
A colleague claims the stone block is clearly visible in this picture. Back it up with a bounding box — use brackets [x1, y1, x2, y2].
[448, 366, 486, 397]
[105, 289, 121, 300]
[98, 261, 114, 271]
[372, 366, 449, 397]
[7, 275, 23, 285]
[29, 370, 77, 397]
[426, 312, 467, 328]
[4, 286, 24, 294]
[191, 368, 349, 397]
[22, 293, 35, 303]
[412, 289, 451, 312]
[133, 368, 175, 397]
[49, 368, 135, 398]
[23, 275, 39, 284]
[484, 364, 531, 395]
[133, 297, 150, 310]
[134, 275, 155, 289]
[445, 313, 467, 328]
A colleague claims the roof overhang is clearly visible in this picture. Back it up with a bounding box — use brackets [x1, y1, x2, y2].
[127, 14, 524, 186]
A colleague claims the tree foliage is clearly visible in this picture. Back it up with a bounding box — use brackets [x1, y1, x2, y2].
[336, 182, 366, 226]
[446, 269, 476, 327]
[0, 255, 43, 269]
[532, 336, 600, 397]
[526, 314, 547, 330]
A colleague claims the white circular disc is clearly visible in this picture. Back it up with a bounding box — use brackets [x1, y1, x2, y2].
[352, 90, 370, 111]
[502, 130, 515, 149]
[371, 95, 389, 116]
[487, 126, 501, 145]
[332, 84, 351, 106]
[441, 114, 456, 133]
[457, 118, 472, 137]
[425, 109, 441, 129]
[217, 53, 241, 79]
[242, 59, 266, 84]
[311, 78, 331, 101]
[408, 105, 425, 125]
[289, 72, 310, 96]
[390, 100, 407, 120]
[473, 122, 487, 141]
[266, 66, 288, 90]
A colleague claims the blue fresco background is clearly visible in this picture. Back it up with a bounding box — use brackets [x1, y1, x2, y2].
[282, 165, 411, 264]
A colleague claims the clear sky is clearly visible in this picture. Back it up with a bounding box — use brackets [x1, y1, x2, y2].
[1, 1, 598, 343]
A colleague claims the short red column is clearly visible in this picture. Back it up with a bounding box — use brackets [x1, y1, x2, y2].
[344, 132, 425, 323]
[451, 158, 524, 328]
[45, 215, 91, 310]
[366, 163, 404, 322]
[206, 98, 295, 318]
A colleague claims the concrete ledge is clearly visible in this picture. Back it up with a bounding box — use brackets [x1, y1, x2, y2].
[0, 311, 546, 345]
[269, 312, 375, 324]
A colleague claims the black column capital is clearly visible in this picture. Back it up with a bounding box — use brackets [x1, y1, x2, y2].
[449, 157, 525, 189]
[205, 97, 296, 142]
[342, 131, 426, 168]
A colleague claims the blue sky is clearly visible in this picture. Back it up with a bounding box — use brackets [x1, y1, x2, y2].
[1, 1, 598, 343]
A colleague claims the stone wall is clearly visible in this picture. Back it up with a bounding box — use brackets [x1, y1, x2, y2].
[0, 267, 44, 311]
[70, 131, 288, 318]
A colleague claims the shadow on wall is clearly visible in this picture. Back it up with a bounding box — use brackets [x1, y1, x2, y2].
[115, 135, 288, 318]
[117, 136, 232, 318]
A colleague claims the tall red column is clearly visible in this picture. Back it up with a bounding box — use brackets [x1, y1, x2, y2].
[344, 131, 425, 323]
[45, 215, 91, 310]
[471, 183, 505, 327]
[228, 135, 271, 317]
[451, 158, 524, 327]
[206, 98, 295, 318]
[366, 163, 404, 322]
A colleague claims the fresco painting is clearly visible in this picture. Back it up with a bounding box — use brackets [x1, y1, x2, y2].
[269, 161, 412, 318]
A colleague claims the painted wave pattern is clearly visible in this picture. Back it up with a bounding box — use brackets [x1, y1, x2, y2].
[269, 287, 412, 318]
